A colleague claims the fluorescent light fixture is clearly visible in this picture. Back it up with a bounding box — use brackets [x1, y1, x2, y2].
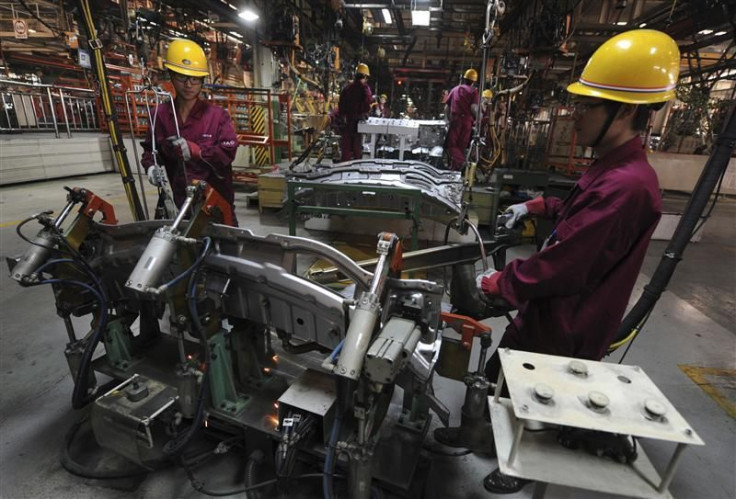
[616, 21, 627, 26]
[229, 31, 243, 39]
[639, 23, 647, 28]
[28, 28, 37, 33]
[698, 29, 713, 35]
[382, 8, 392, 24]
[411, 10, 430, 26]
[239, 9, 259, 21]
[715, 31, 727, 36]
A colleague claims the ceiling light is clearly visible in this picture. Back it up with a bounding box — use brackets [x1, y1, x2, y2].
[411, 10, 430, 26]
[616, 21, 627, 26]
[639, 23, 647, 28]
[382, 9, 392, 24]
[698, 29, 713, 35]
[715, 31, 727, 36]
[28, 28, 37, 33]
[229, 31, 243, 39]
[239, 9, 259, 22]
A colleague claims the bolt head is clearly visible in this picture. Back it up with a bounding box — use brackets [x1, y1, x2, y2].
[588, 391, 609, 409]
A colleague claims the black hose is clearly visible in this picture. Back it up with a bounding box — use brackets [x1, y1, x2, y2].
[162, 249, 212, 457]
[187, 471, 330, 497]
[613, 103, 736, 347]
[245, 449, 265, 499]
[60, 417, 149, 479]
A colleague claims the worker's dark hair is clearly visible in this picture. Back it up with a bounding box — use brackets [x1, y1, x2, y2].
[356, 72, 367, 80]
[461, 77, 473, 85]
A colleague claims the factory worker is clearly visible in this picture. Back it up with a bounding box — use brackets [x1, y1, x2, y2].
[475, 30, 680, 494]
[142, 38, 238, 224]
[444, 68, 479, 170]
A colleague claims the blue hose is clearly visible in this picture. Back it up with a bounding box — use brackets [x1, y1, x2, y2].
[328, 339, 344, 363]
[38, 278, 108, 409]
[323, 414, 342, 499]
[160, 236, 212, 291]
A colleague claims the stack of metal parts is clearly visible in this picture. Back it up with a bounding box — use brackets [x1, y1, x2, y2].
[287, 159, 463, 225]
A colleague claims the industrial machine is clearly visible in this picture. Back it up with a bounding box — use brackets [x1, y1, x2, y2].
[6, 178, 509, 498]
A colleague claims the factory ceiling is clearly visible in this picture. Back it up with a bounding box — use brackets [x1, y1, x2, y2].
[0, 0, 733, 87]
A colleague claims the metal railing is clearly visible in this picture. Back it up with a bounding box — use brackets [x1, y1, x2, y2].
[0, 79, 99, 138]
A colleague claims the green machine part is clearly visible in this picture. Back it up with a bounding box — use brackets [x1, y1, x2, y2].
[103, 317, 134, 371]
[208, 328, 250, 415]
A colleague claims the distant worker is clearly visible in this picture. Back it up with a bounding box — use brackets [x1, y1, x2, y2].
[473, 30, 680, 494]
[444, 68, 479, 170]
[142, 38, 238, 224]
[371, 93, 390, 118]
[480, 89, 494, 136]
[337, 63, 374, 162]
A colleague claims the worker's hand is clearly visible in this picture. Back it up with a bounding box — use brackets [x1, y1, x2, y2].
[475, 268, 501, 297]
[501, 203, 529, 229]
[146, 165, 164, 186]
[167, 136, 202, 162]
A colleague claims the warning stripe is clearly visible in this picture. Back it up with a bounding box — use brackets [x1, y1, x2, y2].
[579, 77, 676, 94]
[250, 106, 270, 166]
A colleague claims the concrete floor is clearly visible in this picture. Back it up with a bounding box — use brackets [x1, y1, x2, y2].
[1, 172, 734, 499]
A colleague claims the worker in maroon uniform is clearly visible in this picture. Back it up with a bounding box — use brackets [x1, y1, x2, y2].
[444, 68, 479, 170]
[472, 30, 680, 494]
[337, 63, 374, 162]
[370, 93, 390, 118]
[142, 39, 238, 224]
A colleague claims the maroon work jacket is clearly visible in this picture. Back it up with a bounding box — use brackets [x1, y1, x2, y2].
[338, 80, 373, 124]
[497, 136, 662, 360]
[141, 99, 238, 207]
[445, 83, 478, 122]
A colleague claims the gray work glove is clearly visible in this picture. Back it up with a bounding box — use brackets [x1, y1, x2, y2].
[146, 165, 164, 186]
[502, 202, 529, 229]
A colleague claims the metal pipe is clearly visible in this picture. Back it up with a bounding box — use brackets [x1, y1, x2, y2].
[125, 91, 149, 219]
[1, 92, 13, 131]
[0, 79, 96, 93]
[658, 443, 687, 493]
[54, 199, 78, 229]
[58, 89, 72, 138]
[507, 417, 525, 467]
[46, 87, 59, 138]
[38, 94, 48, 129]
[62, 315, 77, 343]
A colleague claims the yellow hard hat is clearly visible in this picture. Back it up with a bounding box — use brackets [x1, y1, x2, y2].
[482, 89, 493, 99]
[463, 68, 478, 82]
[567, 29, 679, 104]
[164, 39, 209, 77]
[356, 63, 370, 76]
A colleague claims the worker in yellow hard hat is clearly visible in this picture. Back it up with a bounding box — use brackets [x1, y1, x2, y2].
[443, 68, 479, 170]
[480, 88, 494, 142]
[337, 63, 374, 161]
[444, 30, 680, 493]
[141, 38, 239, 224]
[371, 93, 390, 118]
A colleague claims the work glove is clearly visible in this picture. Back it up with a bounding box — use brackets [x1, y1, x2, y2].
[167, 136, 202, 162]
[146, 165, 164, 186]
[501, 196, 546, 229]
[475, 268, 501, 297]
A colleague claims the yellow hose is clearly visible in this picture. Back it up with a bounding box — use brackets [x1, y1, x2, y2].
[79, 0, 144, 221]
